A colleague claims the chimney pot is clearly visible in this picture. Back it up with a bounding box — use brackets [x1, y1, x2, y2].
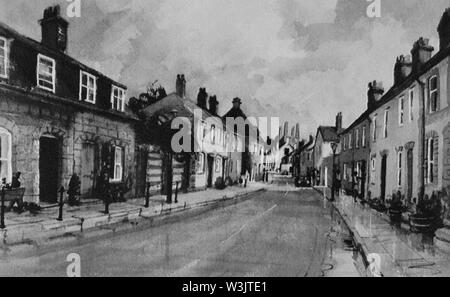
[438, 8, 450, 51]
[394, 55, 412, 85]
[411, 37, 434, 73]
[367, 81, 384, 110]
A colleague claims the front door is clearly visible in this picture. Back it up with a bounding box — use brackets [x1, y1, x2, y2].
[81, 143, 97, 197]
[207, 155, 214, 187]
[39, 136, 61, 204]
[407, 149, 413, 200]
[380, 155, 387, 201]
[135, 148, 148, 198]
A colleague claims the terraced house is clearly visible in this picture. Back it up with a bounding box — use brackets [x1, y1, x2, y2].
[368, 8, 450, 202]
[0, 6, 137, 205]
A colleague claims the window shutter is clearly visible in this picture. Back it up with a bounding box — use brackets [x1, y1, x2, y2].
[433, 136, 439, 183]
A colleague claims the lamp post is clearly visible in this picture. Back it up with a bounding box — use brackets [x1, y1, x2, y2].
[330, 142, 338, 202]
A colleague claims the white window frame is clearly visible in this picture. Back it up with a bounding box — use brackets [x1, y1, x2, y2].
[79, 71, 97, 104]
[343, 163, 348, 181]
[0, 128, 12, 183]
[429, 75, 438, 113]
[383, 110, 389, 139]
[371, 157, 376, 172]
[409, 89, 414, 122]
[348, 133, 352, 149]
[398, 96, 404, 126]
[111, 146, 123, 182]
[197, 153, 205, 174]
[111, 85, 126, 112]
[362, 126, 366, 148]
[397, 151, 403, 187]
[0, 36, 8, 79]
[355, 129, 359, 149]
[37, 54, 56, 93]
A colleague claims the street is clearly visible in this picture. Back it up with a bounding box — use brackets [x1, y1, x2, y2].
[0, 188, 359, 277]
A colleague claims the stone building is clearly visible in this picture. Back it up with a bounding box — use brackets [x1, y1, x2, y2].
[0, 6, 137, 205]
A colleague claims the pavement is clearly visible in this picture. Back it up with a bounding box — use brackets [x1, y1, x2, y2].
[316, 186, 450, 277]
[0, 187, 358, 277]
[0, 183, 267, 250]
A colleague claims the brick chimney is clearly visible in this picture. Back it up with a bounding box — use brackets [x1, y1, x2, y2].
[39, 5, 69, 52]
[197, 88, 207, 109]
[175, 74, 186, 98]
[394, 55, 412, 85]
[283, 122, 289, 138]
[295, 123, 300, 139]
[438, 8, 450, 51]
[208, 95, 219, 115]
[411, 37, 434, 73]
[232, 97, 242, 109]
[367, 80, 384, 110]
[335, 112, 343, 132]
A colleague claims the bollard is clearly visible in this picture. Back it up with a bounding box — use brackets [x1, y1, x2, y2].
[175, 182, 179, 204]
[145, 182, 151, 208]
[0, 187, 5, 229]
[57, 186, 65, 221]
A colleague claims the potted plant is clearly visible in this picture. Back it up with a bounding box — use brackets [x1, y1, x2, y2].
[388, 191, 404, 224]
[410, 192, 442, 233]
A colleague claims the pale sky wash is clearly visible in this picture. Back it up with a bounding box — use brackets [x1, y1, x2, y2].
[170, 108, 280, 154]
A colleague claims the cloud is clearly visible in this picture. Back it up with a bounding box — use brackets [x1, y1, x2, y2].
[1, 0, 449, 137]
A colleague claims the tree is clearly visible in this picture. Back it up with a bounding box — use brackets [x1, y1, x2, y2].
[128, 80, 167, 115]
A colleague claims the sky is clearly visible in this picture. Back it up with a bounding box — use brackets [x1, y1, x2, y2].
[1, 0, 449, 138]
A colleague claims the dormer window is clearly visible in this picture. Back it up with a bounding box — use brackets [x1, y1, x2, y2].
[80, 71, 97, 104]
[37, 54, 56, 93]
[111, 86, 126, 112]
[0, 36, 8, 78]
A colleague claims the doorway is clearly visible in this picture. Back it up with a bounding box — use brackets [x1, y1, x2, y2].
[39, 136, 61, 204]
[407, 149, 413, 200]
[135, 148, 148, 198]
[81, 143, 98, 197]
[380, 154, 387, 201]
[207, 155, 214, 187]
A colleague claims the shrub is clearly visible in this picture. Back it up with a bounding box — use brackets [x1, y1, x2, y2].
[214, 177, 227, 190]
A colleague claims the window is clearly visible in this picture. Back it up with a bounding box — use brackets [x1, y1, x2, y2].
[426, 138, 436, 184]
[343, 164, 348, 181]
[0, 37, 7, 78]
[197, 153, 205, 174]
[355, 129, 359, 149]
[111, 146, 123, 182]
[383, 110, 389, 139]
[429, 75, 438, 113]
[0, 128, 12, 183]
[371, 157, 376, 172]
[111, 86, 126, 112]
[373, 116, 377, 142]
[37, 54, 56, 93]
[211, 125, 216, 144]
[348, 133, 352, 149]
[80, 71, 97, 103]
[409, 89, 414, 122]
[362, 126, 366, 147]
[397, 151, 403, 187]
[399, 97, 404, 126]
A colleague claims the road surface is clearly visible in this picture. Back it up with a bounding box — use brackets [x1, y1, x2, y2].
[0, 188, 352, 277]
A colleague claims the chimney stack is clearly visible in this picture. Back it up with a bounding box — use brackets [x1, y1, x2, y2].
[438, 8, 450, 51]
[232, 97, 242, 109]
[208, 95, 219, 115]
[411, 37, 434, 73]
[175, 74, 186, 98]
[367, 80, 384, 110]
[394, 55, 412, 85]
[335, 112, 343, 132]
[295, 123, 300, 139]
[197, 88, 208, 109]
[283, 122, 289, 139]
[39, 5, 69, 52]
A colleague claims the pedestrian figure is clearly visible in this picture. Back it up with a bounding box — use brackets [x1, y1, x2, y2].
[98, 166, 111, 214]
[11, 172, 21, 189]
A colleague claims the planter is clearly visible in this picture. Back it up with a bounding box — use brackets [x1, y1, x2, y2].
[409, 215, 436, 233]
[388, 208, 403, 223]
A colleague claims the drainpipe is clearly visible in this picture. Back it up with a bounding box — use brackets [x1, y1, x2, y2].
[416, 78, 426, 199]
